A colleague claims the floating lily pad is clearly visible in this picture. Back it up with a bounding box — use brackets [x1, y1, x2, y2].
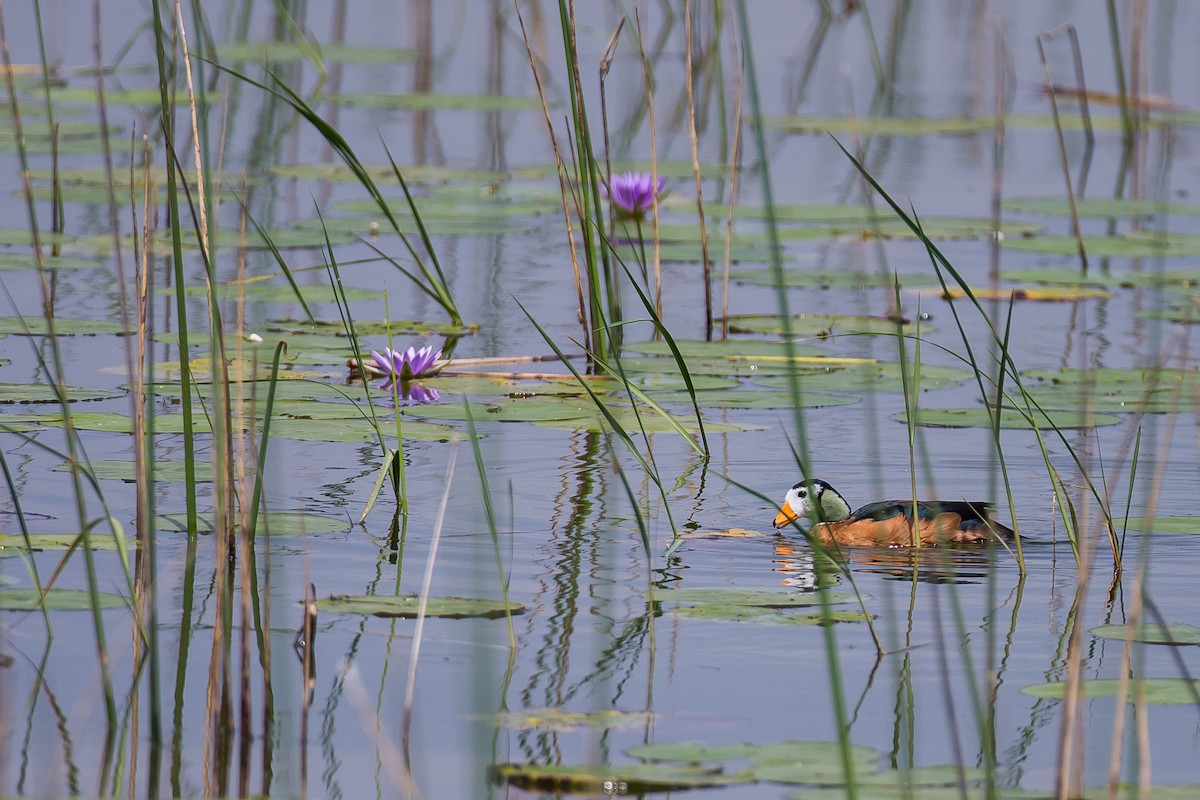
[1002, 235, 1200, 257]
[623, 338, 827, 359]
[267, 416, 461, 442]
[1023, 367, 1197, 386]
[673, 606, 871, 624]
[1122, 516, 1200, 534]
[787, 785, 1054, 800]
[29, 411, 214, 434]
[400, 398, 593, 422]
[155, 225, 356, 251]
[926, 285, 1113, 301]
[731, 268, 940, 290]
[167, 281, 378, 305]
[898, 407, 1122, 429]
[534, 412, 758, 434]
[0, 588, 127, 611]
[768, 115, 995, 136]
[49, 87, 163, 106]
[0, 533, 132, 552]
[491, 708, 653, 731]
[628, 741, 763, 762]
[319, 594, 524, 619]
[1018, 384, 1195, 414]
[1090, 623, 1200, 645]
[657, 588, 859, 608]
[677, 527, 770, 540]
[866, 217, 1042, 240]
[650, 389, 858, 409]
[331, 92, 540, 111]
[491, 762, 752, 792]
[214, 40, 416, 63]
[269, 317, 475, 338]
[1137, 303, 1200, 323]
[0, 383, 123, 404]
[725, 313, 926, 337]
[734, 203, 890, 224]
[756, 362, 975, 393]
[751, 740, 880, 783]
[269, 163, 511, 183]
[0, 317, 128, 336]
[1004, 196, 1200, 218]
[155, 511, 349, 536]
[1001, 267, 1200, 287]
[52, 459, 210, 483]
[0, 252, 101, 271]
[1020, 678, 1200, 704]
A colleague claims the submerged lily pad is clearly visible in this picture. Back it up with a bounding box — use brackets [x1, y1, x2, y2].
[1090, 623, 1200, 645]
[628, 741, 762, 762]
[533, 412, 758, 434]
[0, 383, 123, 403]
[319, 594, 524, 619]
[673, 606, 871, 624]
[1001, 267, 1200, 287]
[491, 762, 752, 792]
[28, 411, 214, 434]
[491, 708, 653, 731]
[898, 407, 1122, 429]
[268, 416, 460, 442]
[155, 511, 349, 536]
[731, 268, 940, 290]
[1020, 678, 1200, 704]
[0, 588, 127, 611]
[0, 252, 101, 271]
[624, 338, 827, 359]
[269, 162, 511, 183]
[752, 740, 880, 783]
[734, 203, 890, 224]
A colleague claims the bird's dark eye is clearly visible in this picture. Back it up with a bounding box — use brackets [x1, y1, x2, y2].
[798, 489, 807, 498]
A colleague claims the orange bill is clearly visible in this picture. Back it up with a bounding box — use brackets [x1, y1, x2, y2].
[774, 504, 798, 529]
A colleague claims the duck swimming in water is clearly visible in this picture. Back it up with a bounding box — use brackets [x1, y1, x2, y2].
[774, 479, 1013, 547]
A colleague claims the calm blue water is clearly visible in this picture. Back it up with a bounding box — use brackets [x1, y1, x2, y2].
[2, 2, 1199, 798]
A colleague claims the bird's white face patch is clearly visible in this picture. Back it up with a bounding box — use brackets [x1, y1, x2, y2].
[785, 481, 820, 519]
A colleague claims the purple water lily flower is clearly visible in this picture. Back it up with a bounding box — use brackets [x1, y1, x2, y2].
[370, 345, 442, 392]
[603, 171, 666, 219]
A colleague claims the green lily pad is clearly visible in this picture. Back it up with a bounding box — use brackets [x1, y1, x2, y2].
[898, 407, 1123, 429]
[1003, 235, 1200, 257]
[1004, 196, 1200, 218]
[28, 411, 214, 434]
[672, 606, 871, 624]
[52, 459, 210, 482]
[331, 92, 540, 111]
[533, 412, 759, 434]
[657, 588, 859, 608]
[0, 533, 132, 551]
[1001, 267, 1200, 287]
[1137, 303, 1200, 324]
[491, 762, 752, 792]
[0, 317, 128, 336]
[1122, 516, 1200, 534]
[734, 203, 891, 224]
[865, 217, 1042, 240]
[0, 383, 123, 403]
[650, 389, 858, 409]
[731, 268, 941, 289]
[318, 594, 524, 619]
[756, 362, 975, 393]
[752, 741, 880, 783]
[49, 87, 163, 106]
[726, 313, 926, 337]
[767, 115, 996, 136]
[0, 588, 127, 611]
[1017, 384, 1196, 414]
[167, 281, 378, 305]
[1020, 678, 1200, 704]
[269, 317, 476, 338]
[787, 785, 1055, 800]
[155, 511, 349, 536]
[0, 252, 101, 271]
[400, 399, 594, 423]
[928, 285, 1114, 301]
[155, 225, 356, 251]
[1023, 366, 1198, 386]
[1090, 623, 1200, 645]
[623, 338, 827, 359]
[213, 40, 416, 64]
[269, 163, 511, 183]
[267, 416, 461, 442]
[491, 708, 653, 731]
[627, 741, 762, 762]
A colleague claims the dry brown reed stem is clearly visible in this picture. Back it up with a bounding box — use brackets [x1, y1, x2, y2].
[1105, 563, 1145, 800]
[513, 0, 589, 352]
[721, 42, 745, 340]
[683, 0, 712, 339]
[633, 9, 664, 321]
[175, 0, 209, 254]
[1035, 29, 1087, 273]
[598, 16, 625, 228]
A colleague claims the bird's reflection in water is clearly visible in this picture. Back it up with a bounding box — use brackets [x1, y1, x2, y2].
[772, 533, 998, 587]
